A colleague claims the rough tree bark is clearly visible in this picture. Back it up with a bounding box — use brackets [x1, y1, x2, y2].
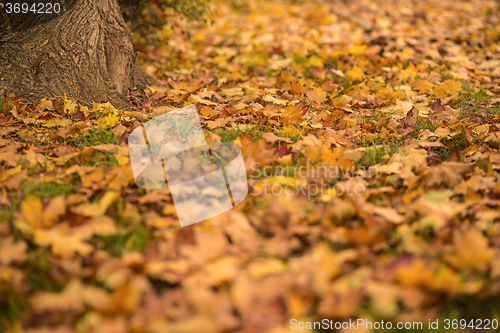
[0, 0, 157, 108]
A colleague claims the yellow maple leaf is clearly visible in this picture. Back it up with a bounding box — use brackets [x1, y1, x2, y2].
[17, 195, 65, 231]
[433, 80, 462, 98]
[306, 87, 327, 103]
[446, 228, 495, 271]
[97, 113, 120, 129]
[20, 195, 42, 229]
[35, 229, 93, 258]
[413, 79, 434, 94]
[345, 66, 365, 81]
[63, 94, 78, 115]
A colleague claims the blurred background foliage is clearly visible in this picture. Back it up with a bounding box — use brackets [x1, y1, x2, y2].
[119, 0, 212, 41]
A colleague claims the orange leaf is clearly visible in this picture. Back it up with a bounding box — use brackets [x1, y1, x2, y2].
[281, 103, 307, 124]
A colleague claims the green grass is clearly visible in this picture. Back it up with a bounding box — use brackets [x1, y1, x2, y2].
[57, 126, 119, 148]
[0, 199, 22, 242]
[0, 293, 27, 331]
[0, 203, 15, 224]
[454, 84, 500, 119]
[0, 247, 63, 331]
[411, 118, 438, 139]
[356, 136, 399, 168]
[335, 75, 352, 89]
[357, 133, 392, 146]
[430, 131, 468, 161]
[82, 126, 119, 146]
[100, 224, 152, 257]
[97, 201, 153, 257]
[62, 150, 119, 167]
[126, 224, 152, 251]
[357, 144, 399, 168]
[79, 152, 119, 167]
[218, 126, 262, 142]
[22, 180, 77, 199]
[26, 248, 64, 292]
[360, 113, 383, 125]
[100, 233, 129, 257]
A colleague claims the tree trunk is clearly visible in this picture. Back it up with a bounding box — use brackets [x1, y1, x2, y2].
[0, 0, 157, 108]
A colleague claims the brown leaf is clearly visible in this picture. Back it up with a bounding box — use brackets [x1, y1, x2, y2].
[0, 115, 13, 126]
[71, 110, 86, 122]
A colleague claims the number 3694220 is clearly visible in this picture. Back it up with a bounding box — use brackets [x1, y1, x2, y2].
[3, 2, 61, 14]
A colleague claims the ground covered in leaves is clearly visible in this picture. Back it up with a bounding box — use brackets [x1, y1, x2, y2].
[1, 0, 500, 332]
